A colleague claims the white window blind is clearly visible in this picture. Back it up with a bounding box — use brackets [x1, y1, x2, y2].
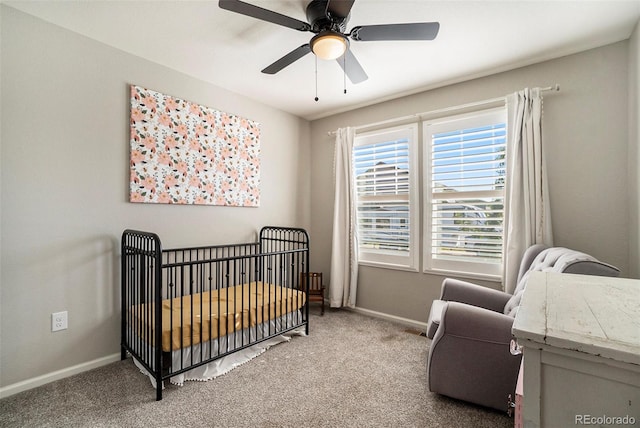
[425, 109, 506, 277]
[354, 125, 418, 270]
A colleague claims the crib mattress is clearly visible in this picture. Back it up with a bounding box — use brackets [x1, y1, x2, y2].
[131, 282, 305, 352]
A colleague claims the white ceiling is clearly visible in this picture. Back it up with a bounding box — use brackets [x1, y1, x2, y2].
[5, 0, 640, 120]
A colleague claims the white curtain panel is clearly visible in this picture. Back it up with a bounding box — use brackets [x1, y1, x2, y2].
[329, 127, 359, 308]
[503, 88, 554, 294]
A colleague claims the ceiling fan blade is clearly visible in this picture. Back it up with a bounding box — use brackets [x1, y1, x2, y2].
[326, 0, 355, 19]
[262, 44, 312, 74]
[336, 49, 368, 84]
[219, 0, 311, 32]
[350, 22, 440, 41]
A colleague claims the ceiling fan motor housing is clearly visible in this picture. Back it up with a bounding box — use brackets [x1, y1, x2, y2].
[306, 0, 349, 33]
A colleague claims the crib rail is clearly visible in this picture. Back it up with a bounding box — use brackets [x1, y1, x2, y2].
[121, 227, 309, 401]
[260, 226, 310, 332]
[121, 229, 163, 398]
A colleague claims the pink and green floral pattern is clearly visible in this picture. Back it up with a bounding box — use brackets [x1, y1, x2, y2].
[129, 85, 261, 206]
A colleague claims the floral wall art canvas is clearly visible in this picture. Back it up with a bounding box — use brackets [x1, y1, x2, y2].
[129, 85, 261, 206]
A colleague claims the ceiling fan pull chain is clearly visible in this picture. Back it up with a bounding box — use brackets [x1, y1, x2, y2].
[315, 55, 319, 102]
[343, 54, 347, 94]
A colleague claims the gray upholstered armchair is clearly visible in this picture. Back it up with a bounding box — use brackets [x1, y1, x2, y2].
[426, 245, 620, 412]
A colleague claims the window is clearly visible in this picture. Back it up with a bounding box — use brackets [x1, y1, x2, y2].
[351, 108, 506, 277]
[424, 108, 506, 277]
[353, 125, 419, 270]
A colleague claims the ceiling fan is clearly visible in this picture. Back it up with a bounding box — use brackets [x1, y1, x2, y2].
[218, 0, 440, 85]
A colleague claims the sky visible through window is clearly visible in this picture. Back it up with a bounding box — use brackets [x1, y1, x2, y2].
[432, 124, 506, 192]
[354, 139, 409, 178]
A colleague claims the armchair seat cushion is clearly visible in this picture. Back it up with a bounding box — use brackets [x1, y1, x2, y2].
[426, 299, 446, 339]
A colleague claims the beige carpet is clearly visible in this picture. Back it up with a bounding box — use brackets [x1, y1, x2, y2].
[0, 309, 512, 427]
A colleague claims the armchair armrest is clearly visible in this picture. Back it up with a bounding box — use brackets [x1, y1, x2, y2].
[428, 302, 521, 411]
[440, 278, 511, 313]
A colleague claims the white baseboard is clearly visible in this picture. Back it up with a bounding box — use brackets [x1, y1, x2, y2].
[0, 353, 121, 399]
[347, 306, 428, 332]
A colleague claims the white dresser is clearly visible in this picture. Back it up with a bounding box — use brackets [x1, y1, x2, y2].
[512, 272, 640, 428]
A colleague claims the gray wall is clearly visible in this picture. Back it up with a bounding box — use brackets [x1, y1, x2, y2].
[0, 7, 310, 388]
[630, 21, 640, 278]
[310, 41, 634, 323]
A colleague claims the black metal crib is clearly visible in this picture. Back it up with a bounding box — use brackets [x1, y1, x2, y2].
[121, 226, 309, 400]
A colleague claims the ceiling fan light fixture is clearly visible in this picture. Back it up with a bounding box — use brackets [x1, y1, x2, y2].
[310, 31, 348, 60]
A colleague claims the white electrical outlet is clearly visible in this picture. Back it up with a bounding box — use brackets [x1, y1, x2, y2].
[52, 311, 68, 332]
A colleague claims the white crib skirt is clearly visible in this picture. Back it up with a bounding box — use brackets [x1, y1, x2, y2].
[133, 311, 306, 389]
